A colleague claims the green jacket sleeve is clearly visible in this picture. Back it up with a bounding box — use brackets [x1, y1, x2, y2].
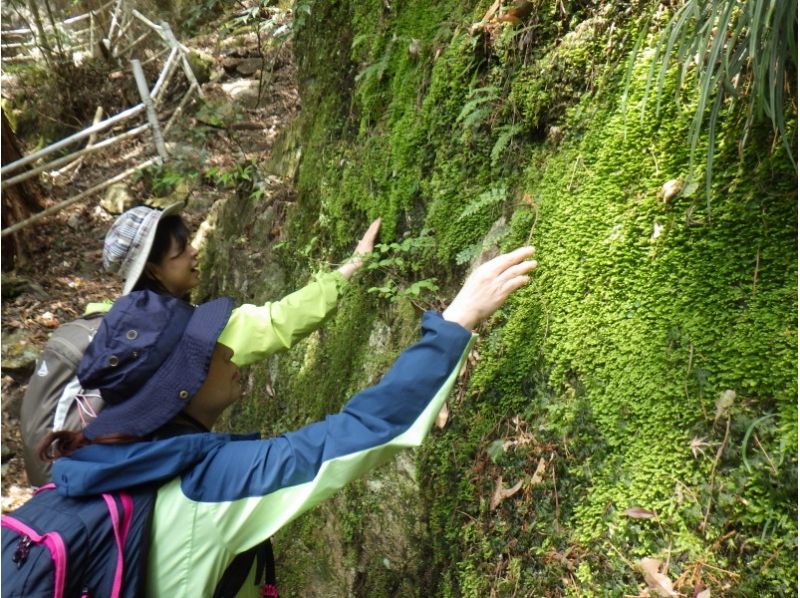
[217, 271, 345, 367]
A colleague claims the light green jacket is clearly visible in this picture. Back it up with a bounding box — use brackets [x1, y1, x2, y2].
[85, 271, 345, 367]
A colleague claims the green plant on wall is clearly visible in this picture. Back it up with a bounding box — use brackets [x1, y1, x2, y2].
[632, 0, 798, 202]
[363, 231, 439, 306]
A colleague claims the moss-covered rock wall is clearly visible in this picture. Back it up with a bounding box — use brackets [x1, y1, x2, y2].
[200, 1, 797, 595]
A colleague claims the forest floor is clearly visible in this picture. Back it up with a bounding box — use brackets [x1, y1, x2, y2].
[1, 13, 300, 509]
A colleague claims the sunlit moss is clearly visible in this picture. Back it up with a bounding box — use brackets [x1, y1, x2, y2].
[201, 0, 797, 595]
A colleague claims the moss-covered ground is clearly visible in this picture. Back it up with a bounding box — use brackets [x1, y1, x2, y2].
[201, 1, 797, 595]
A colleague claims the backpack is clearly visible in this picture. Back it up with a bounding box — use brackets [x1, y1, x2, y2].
[1, 483, 155, 598]
[21, 313, 106, 487]
[1, 484, 279, 598]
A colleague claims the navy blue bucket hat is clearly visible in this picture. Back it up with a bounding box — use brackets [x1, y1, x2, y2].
[77, 291, 233, 439]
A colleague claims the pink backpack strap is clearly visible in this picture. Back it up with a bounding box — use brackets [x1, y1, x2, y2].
[34, 483, 57, 495]
[101, 493, 131, 598]
[2, 515, 67, 598]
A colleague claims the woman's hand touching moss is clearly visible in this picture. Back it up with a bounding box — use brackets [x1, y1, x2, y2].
[338, 218, 382, 280]
[443, 246, 537, 330]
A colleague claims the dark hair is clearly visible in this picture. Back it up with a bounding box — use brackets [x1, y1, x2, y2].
[131, 214, 190, 296]
[37, 430, 142, 462]
[37, 413, 206, 462]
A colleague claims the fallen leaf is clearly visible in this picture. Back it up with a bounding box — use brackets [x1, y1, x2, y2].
[639, 558, 678, 597]
[530, 457, 547, 485]
[661, 179, 682, 204]
[490, 477, 523, 510]
[435, 403, 449, 429]
[624, 506, 657, 519]
[714, 389, 735, 423]
[695, 590, 710, 598]
[39, 311, 59, 328]
[690, 436, 712, 459]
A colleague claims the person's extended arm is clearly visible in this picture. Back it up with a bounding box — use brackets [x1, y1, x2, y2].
[219, 219, 382, 367]
[177, 247, 537, 553]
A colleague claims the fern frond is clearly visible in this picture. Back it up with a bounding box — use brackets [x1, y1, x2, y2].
[491, 124, 523, 166]
[458, 186, 507, 221]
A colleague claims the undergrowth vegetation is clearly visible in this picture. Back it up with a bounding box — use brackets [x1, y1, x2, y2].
[198, 0, 796, 595]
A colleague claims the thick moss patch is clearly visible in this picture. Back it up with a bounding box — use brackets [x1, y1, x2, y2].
[203, 1, 797, 595]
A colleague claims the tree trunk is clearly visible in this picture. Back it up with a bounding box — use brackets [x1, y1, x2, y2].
[2, 109, 46, 270]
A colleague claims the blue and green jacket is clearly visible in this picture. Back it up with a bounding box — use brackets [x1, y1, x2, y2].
[52, 312, 475, 596]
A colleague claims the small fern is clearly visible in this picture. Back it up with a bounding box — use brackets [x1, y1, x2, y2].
[456, 220, 511, 265]
[491, 124, 524, 166]
[355, 35, 396, 86]
[457, 86, 500, 129]
[458, 186, 507, 221]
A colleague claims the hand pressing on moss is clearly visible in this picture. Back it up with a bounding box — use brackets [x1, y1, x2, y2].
[443, 246, 537, 330]
[338, 218, 382, 280]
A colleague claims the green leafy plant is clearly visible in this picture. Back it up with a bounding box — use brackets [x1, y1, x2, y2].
[363, 232, 439, 305]
[137, 162, 199, 197]
[491, 124, 524, 167]
[458, 186, 507, 221]
[354, 34, 397, 87]
[632, 0, 798, 202]
[457, 85, 500, 130]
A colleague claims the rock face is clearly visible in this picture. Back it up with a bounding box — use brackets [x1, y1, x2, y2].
[1, 329, 38, 383]
[100, 182, 135, 214]
[201, 2, 797, 596]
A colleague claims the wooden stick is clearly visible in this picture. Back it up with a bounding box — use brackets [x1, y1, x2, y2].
[151, 47, 179, 100]
[114, 28, 151, 58]
[163, 84, 198, 135]
[1, 156, 161, 238]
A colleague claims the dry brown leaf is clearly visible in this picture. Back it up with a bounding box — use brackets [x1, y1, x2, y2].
[695, 590, 710, 598]
[714, 389, 735, 423]
[530, 457, 547, 485]
[435, 402, 449, 429]
[660, 179, 682, 203]
[39, 311, 60, 328]
[638, 558, 678, 597]
[490, 477, 523, 510]
[624, 506, 657, 520]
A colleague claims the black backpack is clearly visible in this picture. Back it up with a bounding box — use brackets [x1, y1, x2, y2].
[1, 484, 278, 597]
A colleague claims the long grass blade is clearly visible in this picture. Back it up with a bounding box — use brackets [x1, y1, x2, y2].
[621, 18, 649, 115]
[655, 1, 695, 116]
[690, 1, 733, 167]
[705, 89, 724, 208]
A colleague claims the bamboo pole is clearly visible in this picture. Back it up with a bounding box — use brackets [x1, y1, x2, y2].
[1, 104, 146, 175]
[151, 47, 178, 100]
[163, 83, 198, 135]
[131, 10, 162, 36]
[140, 47, 169, 67]
[1, 156, 161, 238]
[131, 59, 168, 160]
[2, 120, 151, 188]
[107, 0, 124, 42]
[161, 22, 203, 98]
[114, 28, 151, 58]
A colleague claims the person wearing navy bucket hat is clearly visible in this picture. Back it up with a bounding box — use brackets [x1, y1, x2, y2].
[77, 292, 234, 440]
[24, 246, 537, 596]
[20, 199, 382, 486]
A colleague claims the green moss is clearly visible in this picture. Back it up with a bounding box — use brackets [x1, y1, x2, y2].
[200, 1, 797, 595]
